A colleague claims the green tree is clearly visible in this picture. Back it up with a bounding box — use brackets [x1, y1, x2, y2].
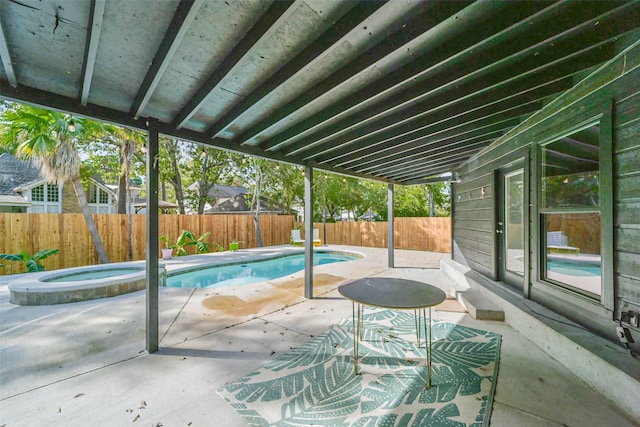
[0, 104, 110, 263]
[159, 136, 187, 213]
[425, 182, 450, 217]
[359, 180, 386, 220]
[262, 162, 303, 215]
[227, 154, 266, 246]
[393, 185, 428, 217]
[183, 145, 229, 214]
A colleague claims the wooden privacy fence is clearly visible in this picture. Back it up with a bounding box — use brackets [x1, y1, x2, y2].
[0, 213, 451, 274]
[302, 217, 451, 252]
[0, 213, 295, 275]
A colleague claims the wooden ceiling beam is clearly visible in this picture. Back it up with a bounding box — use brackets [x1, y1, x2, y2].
[235, 0, 477, 145]
[400, 164, 463, 184]
[0, 10, 17, 88]
[258, 1, 573, 152]
[285, 29, 618, 160]
[316, 78, 571, 165]
[391, 151, 485, 181]
[79, 0, 106, 105]
[298, 55, 601, 163]
[350, 116, 524, 173]
[171, 0, 295, 129]
[363, 132, 503, 176]
[130, 0, 203, 118]
[203, 1, 386, 138]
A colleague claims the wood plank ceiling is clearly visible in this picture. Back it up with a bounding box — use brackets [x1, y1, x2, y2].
[1, 0, 639, 185]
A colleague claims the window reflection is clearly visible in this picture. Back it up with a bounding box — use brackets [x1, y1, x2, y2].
[542, 126, 599, 209]
[541, 124, 601, 297]
[505, 172, 524, 276]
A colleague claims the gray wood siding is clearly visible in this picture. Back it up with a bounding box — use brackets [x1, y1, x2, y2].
[452, 172, 496, 278]
[452, 34, 640, 335]
[615, 90, 640, 316]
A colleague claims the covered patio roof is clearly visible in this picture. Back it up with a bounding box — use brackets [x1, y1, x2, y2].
[1, 0, 639, 185]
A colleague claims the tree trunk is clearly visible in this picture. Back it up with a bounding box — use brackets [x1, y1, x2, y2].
[71, 177, 110, 264]
[254, 212, 263, 247]
[252, 159, 263, 247]
[166, 138, 186, 214]
[117, 174, 127, 214]
[428, 188, 435, 217]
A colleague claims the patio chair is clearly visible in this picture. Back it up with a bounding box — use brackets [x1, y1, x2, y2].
[291, 229, 304, 245]
[546, 231, 580, 254]
[313, 229, 322, 246]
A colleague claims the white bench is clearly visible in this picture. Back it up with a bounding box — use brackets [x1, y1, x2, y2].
[547, 231, 580, 254]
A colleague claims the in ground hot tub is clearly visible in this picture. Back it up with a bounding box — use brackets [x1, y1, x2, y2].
[7, 263, 161, 306]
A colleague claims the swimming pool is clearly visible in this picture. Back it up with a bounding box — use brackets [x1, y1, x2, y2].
[166, 252, 358, 288]
[43, 267, 145, 282]
[8, 263, 148, 305]
[547, 258, 601, 277]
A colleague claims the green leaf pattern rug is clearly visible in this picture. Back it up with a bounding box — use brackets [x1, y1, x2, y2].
[218, 309, 501, 426]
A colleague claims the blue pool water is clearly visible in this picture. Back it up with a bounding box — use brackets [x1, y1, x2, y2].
[45, 267, 144, 282]
[166, 252, 357, 288]
[547, 258, 601, 277]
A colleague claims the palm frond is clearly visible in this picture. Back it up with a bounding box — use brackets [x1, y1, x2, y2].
[32, 248, 60, 262]
[0, 253, 25, 262]
[25, 259, 45, 272]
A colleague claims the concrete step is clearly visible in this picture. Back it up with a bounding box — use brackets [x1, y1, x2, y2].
[453, 289, 505, 321]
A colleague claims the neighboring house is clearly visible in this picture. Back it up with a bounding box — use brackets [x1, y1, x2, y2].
[0, 153, 116, 214]
[187, 184, 278, 214]
[103, 182, 146, 214]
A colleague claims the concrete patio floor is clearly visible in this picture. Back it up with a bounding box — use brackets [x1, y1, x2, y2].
[0, 246, 637, 426]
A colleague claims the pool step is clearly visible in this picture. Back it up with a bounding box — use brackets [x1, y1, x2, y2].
[453, 290, 505, 321]
[440, 259, 505, 321]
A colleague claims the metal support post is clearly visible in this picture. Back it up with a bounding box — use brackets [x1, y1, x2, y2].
[388, 183, 394, 268]
[304, 165, 314, 299]
[145, 119, 159, 354]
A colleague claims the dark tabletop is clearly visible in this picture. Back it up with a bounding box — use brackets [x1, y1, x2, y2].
[338, 277, 447, 309]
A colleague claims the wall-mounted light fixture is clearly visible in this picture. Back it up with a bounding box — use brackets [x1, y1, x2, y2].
[445, 172, 460, 184]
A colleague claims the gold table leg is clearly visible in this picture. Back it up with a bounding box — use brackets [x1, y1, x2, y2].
[351, 302, 363, 375]
[352, 305, 433, 387]
[415, 308, 433, 388]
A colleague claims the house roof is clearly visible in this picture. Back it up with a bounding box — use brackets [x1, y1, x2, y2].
[0, 153, 41, 195]
[1, 1, 639, 185]
[0, 194, 31, 206]
[209, 185, 249, 199]
[132, 199, 180, 213]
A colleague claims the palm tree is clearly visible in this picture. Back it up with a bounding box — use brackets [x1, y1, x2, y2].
[95, 124, 146, 260]
[0, 103, 110, 264]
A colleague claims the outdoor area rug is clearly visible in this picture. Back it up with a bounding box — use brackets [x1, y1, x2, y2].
[217, 308, 501, 426]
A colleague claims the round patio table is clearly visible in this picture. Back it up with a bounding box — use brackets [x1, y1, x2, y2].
[338, 277, 447, 388]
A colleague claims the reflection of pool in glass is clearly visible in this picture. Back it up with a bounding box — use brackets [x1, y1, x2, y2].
[547, 258, 601, 277]
[167, 252, 358, 288]
[43, 267, 145, 282]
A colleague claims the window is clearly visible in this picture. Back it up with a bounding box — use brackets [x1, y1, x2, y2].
[540, 124, 601, 297]
[29, 183, 60, 213]
[99, 188, 109, 204]
[32, 185, 44, 201]
[47, 183, 59, 202]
